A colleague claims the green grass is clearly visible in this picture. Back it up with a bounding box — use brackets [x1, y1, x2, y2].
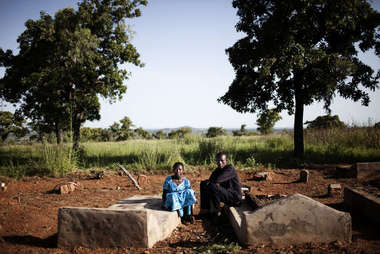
[1, 127, 380, 177]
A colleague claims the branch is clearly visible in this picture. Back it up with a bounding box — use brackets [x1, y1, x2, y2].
[116, 163, 141, 190]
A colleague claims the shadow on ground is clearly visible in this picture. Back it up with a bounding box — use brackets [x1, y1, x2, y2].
[3, 233, 57, 248]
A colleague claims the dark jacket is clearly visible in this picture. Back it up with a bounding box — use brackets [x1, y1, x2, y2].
[209, 164, 242, 201]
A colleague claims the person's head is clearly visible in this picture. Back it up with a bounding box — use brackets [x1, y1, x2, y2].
[215, 152, 228, 169]
[172, 162, 184, 177]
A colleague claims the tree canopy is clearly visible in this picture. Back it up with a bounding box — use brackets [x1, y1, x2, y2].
[256, 109, 282, 134]
[0, 0, 147, 148]
[206, 127, 226, 138]
[219, 0, 379, 157]
[0, 111, 28, 141]
[305, 115, 346, 129]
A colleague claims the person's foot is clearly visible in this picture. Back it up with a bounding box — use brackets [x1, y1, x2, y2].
[181, 216, 190, 225]
[181, 215, 195, 225]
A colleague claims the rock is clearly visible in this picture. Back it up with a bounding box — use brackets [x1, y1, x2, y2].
[299, 170, 309, 183]
[254, 172, 272, 181]
[137, 175, 148, 186]
[58, 195, 180, 249]
[328, 184, 342, 196]
[54, 182, 79, 195]
[226, 193, 351, 246]
[1, 183, 7, 192]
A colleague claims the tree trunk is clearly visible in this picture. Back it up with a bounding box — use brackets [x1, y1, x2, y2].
[55, 123, 62, 144]
[72, 113, 83, 151]
[294, 87, 304, 158]
[73, 122, 80, 150]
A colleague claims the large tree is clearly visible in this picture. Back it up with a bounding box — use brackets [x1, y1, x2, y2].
[0, 0, 147, 148]
[219, 0, 379, 158]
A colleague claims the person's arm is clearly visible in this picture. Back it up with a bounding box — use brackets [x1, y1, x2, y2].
[162, 176, 170, 203]
[162, 189, 168, 203]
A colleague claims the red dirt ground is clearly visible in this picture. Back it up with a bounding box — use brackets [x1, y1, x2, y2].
[0, 167, 379, 254]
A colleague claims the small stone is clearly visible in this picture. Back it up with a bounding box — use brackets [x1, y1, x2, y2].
[115, 186, 121, 190]
[254, 172, 272, 181]
[328, 184, 342, 196]
[137, 175, 148, 186]
[1, 183, 7, 192]
[55, 182, 78, 194]
[299, 170, 309, 183]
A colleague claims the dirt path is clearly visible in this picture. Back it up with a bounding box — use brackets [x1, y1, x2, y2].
[0, 168, 379, 253]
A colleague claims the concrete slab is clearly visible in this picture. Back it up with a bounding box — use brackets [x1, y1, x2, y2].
[356, 162, 380, 182]
[226, 193, 351, 246]
[58, 195, 180, 249]
[344, 187, 380, 224]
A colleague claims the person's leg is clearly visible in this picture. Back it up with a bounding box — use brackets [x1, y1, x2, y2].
[200, 180, 212, 212]
[177, 207, 184, 217]
[200, 181, 226, 214]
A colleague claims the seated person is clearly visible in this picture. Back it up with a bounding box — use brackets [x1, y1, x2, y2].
[199, 152, 242, 220]
[162, 162, 196, 224]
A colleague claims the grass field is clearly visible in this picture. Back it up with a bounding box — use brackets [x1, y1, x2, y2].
[1, 127, 380, 177]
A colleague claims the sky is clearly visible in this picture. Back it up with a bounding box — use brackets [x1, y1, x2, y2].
[0, 0, 379, 130]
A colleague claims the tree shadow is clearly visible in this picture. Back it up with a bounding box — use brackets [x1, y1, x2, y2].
[3, 233, 57, 248]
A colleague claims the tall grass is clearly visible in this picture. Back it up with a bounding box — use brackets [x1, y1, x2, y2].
[0, 143, 76, 177]
[41, 144, 77, 176]
[1, 127, 380, 177]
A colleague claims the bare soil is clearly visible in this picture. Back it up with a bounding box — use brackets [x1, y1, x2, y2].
[0, 167, 379, 254]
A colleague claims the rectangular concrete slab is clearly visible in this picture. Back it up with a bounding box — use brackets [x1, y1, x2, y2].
[58, 195, 180, 249]
[356, 162, 380, 182]
[344, 187, 380, 224]
[226, 193, 351, 246]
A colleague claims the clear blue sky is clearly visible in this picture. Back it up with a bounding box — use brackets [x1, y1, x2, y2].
[1, 0, 379, 129]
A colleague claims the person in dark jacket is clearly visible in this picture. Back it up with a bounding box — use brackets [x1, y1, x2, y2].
[199, 152, 242, 218]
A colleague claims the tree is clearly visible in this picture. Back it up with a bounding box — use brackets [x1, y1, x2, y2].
[256, 109, 282, 134]
[305, 115, 346, 129]
[219, 0, 379, 158]
[109, 122, 122, 141]
[0, 0, 147, 149]
[153, 130, 167, 139]
[168, 127, 192, 139]
[134, 127, 151, 139]
[0, 111, 28, 141]
[119, 116, 135, 140]
[232, 124, 247, 136]
[206, 127, 226, 138]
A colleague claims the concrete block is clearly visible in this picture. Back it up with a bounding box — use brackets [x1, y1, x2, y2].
[328, 184, 342, 196]
[356, 162, 380, 182]
[299, 170, 309, 183]
[335, 165, 355, 178]
[58, 195, 180, 249]
[226, 193, 351, 246]
[344, 187, 380, 224]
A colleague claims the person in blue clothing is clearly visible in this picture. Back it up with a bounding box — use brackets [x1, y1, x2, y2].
[162, 162, 196, 224]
